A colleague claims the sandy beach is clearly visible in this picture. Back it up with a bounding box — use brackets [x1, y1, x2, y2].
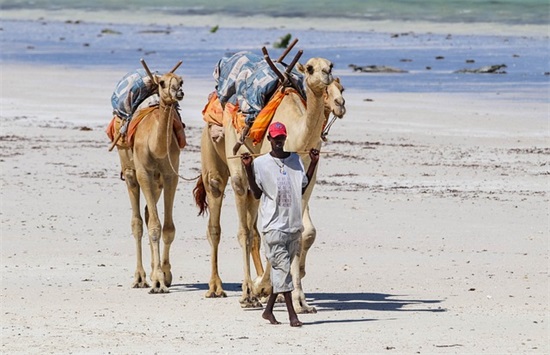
[1, 57, 548, 353]
[1, 2, 549, 351]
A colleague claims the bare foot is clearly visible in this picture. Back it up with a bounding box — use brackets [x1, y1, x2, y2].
[290, 318, 303, 327]
[262, 312, 281, 325]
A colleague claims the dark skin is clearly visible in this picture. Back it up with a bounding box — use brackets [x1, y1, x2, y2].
[242, 134, 320, 327]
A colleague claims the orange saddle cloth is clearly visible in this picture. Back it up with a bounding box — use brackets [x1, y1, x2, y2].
[106, 106, 186, 149]
[201, 88, 304, 145]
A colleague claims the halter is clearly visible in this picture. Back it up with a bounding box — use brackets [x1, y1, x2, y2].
[162, 103, 199, 182]
[321, 114, 338, 142]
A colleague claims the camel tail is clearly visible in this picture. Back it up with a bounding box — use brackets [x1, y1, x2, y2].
[193, 176, 209, 216]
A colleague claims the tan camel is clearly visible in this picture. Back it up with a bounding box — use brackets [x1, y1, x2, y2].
[116, 68, 185, 294]
[229, 76, 347, 312]
[194, 57, 336, 308]
[323, 77, 346, 129]
[287, 76, 346, 312]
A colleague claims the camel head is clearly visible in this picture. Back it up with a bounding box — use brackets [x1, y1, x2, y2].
[325, 77, 346, 119]
[157, 73, 184, 105]
[297, 57, 334, 94]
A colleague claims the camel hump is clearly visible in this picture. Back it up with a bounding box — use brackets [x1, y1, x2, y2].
[111, 69, 158, 120]
[214, 51, 305, 126]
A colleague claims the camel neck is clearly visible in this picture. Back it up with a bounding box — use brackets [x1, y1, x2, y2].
[301, 86, 325, 149]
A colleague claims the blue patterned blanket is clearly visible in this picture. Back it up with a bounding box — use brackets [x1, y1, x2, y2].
[213, 51, 305, 125]
[111, 69, 158, 120]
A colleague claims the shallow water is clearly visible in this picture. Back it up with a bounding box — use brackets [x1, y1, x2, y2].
[1, 18, 548, 100]
[1, 0, 548, 25]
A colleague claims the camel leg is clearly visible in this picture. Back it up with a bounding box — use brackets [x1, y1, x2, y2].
[145, 172, 163, 233]
[292, 205, 317, 313]
[122, 166, 149, 289]
[136, 169, 169, 294]
[204, 172, 228, 298]
[231, 175, 262, 308]
[247, 195, 263, 277]
[253, 259, 273, 303]
[247, 194, 271, 301]
[145, 172, 163, 279]
[118, 148, 149, 289]
[160, 172, 177, 288]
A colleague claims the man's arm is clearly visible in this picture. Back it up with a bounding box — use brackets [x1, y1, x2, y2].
[241, 153, 263, 199]
[302, 148, 320, 194]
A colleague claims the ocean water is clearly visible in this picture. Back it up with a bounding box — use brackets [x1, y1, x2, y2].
[0, 0, 548, 98]
[1, 0, 549, 25]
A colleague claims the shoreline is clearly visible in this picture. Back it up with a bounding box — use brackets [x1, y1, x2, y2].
[2, 18, 548, 104]
[1, 9, 549, 37]
[1, 63, 548, 128]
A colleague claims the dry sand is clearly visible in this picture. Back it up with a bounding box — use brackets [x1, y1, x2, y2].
[1, 63, 548, 354]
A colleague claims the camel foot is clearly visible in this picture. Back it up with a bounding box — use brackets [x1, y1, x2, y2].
[163, 271, 173, 288]
[239, 297, 263, 309]
[254, 287, 272, 301]
[296, 305, 317, 314]
[252, 276, 272, 300]
[132, 281, 150, 289]
[275, 294, 285, 303]
[205, 290, 227, 298]
[132, 272, 149, 288]
[149, 282, 170, 294]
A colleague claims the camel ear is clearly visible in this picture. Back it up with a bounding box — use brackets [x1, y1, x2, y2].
[335, 77, 340, 83]
[296, 62, 305, 73]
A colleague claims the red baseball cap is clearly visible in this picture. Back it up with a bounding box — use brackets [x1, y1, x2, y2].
[268, 122, 287, 138]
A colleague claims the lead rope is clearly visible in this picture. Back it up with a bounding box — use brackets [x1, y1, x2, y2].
[321, 114, 337, 142]
[164, 102, 200, 182]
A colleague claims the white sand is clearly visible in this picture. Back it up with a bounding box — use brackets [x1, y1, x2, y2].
[1, 63, 548, 353]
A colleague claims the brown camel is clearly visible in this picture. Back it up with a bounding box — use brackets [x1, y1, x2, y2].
[116, 66, 185, 294]
[194, 58, 341, 309]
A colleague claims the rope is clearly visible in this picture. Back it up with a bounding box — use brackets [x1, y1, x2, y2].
[163, 97, 200, 182]
[321, 114, 337, 141]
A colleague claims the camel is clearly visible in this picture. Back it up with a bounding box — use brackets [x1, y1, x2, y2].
[194, 57, 341, 309]
[287, 76, 346, 312]
[250, 76, 346, 313]
[322, 77, 346, 131]
[228, 76, 347, 312]
[116, 65, 185, 294]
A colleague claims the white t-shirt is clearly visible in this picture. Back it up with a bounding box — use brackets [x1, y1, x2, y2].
[253, 152, 308, 233]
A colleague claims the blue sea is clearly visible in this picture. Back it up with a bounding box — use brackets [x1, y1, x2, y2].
[1, 0, 549, 25]
[0, 0, 548, 97]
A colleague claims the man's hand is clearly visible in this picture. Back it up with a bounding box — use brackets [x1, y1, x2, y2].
[241, 152, 262, 199]
[241, 152, 253, 168]
[309, 148, 320, 164]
